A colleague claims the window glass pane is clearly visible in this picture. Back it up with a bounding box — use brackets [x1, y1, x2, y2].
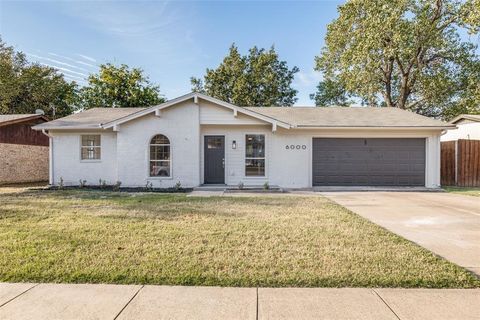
[81, 147, 100, 160]
[150, 161, 170, 177]
[94, 147, 101, 159]
[150, 146, 170, 160]
[207, 137, 223, 149]
[149, 134, 171, 177]
[82, 135, 100, 147]
[246, 135, 265, 158]
[81, 148, 88, 160]
[81, 135, 101, 160]
[245, 159, 265, 176]
[151, 134, 170, 145]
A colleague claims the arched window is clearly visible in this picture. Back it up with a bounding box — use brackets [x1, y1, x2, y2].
[149, 134, 171, 177]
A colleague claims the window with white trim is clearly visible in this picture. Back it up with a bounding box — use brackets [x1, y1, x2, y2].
[150, 134, 171, 177]
[245, 134, 265, 176]
[81, 135, 101, 160]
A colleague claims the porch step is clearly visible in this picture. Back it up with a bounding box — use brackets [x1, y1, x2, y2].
[193, 185, 227, 191]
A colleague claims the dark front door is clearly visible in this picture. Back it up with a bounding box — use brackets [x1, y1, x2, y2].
[312, 138, 426, 186]
[204, 136, 225, 184]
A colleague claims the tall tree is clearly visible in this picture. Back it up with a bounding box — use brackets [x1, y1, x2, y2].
[191, 44, 299, 106]
[0, 38, 77, 119]
[78, 63, 165, 109]
[309, 78, 351, 107]
[313, 0, 480, 119]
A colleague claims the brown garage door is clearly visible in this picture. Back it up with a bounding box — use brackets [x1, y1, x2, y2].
[312, 138, 426, 186]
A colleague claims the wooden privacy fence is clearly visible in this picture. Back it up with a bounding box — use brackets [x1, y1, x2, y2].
[441, 139, 480, 187]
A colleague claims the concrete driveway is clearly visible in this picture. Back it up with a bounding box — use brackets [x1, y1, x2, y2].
[322, 192, 480, 275]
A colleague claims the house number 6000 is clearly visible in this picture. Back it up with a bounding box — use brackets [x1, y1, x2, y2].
[286, 145, 307, 150]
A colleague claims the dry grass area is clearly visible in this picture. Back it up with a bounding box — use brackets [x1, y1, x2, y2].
[444, 187, 480, 197]
[0, 187, 478, 288]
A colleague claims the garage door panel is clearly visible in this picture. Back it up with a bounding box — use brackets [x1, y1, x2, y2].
[312, 138, 426, 186]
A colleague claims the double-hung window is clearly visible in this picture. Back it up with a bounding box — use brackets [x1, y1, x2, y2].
[245, 134, 265, 176]
[150, 134, 171, 177]
[81, 135, 101, 160]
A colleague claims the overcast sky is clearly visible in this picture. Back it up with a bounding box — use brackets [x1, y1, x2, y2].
[1, 1, 345, 105]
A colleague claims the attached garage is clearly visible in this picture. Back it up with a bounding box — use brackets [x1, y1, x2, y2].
[312, 138, 426, 186]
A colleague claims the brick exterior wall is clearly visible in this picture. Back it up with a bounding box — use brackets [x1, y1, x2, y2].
[0, 143, 49, 184]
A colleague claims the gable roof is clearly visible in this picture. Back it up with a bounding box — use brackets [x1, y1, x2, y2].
[243, 107, 453, 128]
[32, 92, 454, 131]
[449, 114, 480, 124]
[0, 114, 48, 128]
[100, 92, 291, 129]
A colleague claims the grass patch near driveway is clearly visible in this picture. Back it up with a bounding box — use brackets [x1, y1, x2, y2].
[0, 188, 478, 288]
[444, 187, 480, 197]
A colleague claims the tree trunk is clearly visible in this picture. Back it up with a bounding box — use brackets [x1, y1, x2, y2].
[382, 57, 395, 108]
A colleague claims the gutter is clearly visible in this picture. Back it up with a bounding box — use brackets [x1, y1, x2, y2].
[33, 125, 103, 131]
[41, 129, 54, 185]
[293, 125, 456, 130]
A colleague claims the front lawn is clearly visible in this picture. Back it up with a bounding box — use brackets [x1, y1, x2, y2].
[444, 186, 480, 197]
[0, 188, 478, 288]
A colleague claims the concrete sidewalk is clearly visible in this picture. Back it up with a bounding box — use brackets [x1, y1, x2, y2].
[1, 283, 479, 320]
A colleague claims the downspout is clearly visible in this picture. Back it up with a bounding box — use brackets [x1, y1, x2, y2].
[41, 129, 54, 185]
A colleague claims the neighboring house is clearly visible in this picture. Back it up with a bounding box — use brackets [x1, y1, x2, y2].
[33, 92, 453, 189]
[0, 113, 49, 184]
[441, 114, 480, 141]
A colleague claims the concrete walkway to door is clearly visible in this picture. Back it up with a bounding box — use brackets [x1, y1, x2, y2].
[322, 192, 480, 275]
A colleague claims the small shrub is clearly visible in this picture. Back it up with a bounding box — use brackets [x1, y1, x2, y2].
[59, 177, 64, 189]
[99, 179, 107, 189]
[238, 181, 244, 190]
[79, 180, 87, 188]
[145, 181, 153, 191]
[175, 181, 182, 191]
[113, 181, 122, 191]
[263, 182, 270, 190]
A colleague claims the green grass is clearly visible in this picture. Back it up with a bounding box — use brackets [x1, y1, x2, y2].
[0, 188, 478, 288]
[444, 187, 480, 197]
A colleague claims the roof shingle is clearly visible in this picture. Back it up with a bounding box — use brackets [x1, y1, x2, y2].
[243, 106, 451, 127]
[0, 114, 42, 123]
[34, 108, 145, 130]
[33, 104, 452, 130]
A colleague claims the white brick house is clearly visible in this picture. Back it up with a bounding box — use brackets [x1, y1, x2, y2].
[33, 92, 454, 188]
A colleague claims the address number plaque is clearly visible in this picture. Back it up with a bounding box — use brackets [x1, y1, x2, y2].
[285, 145, 307, 150]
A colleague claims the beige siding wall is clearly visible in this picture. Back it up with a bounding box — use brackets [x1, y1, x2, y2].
[0, 143, 49, 184]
